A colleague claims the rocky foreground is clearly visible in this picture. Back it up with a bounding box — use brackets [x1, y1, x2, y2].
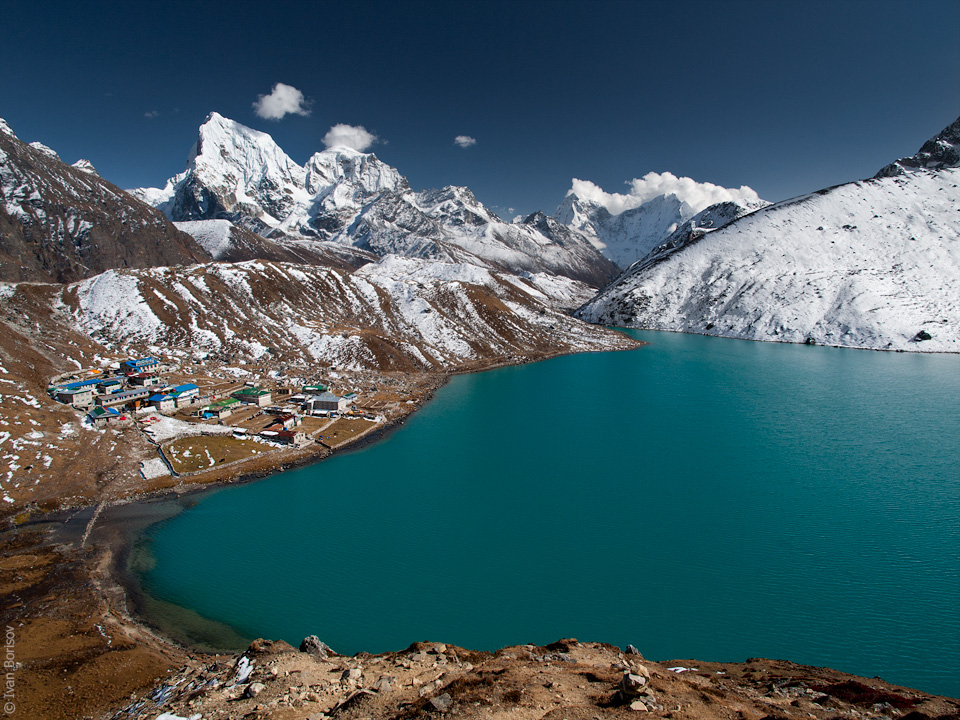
[4, 524, 959, 720]
[120, 637, 960, 720]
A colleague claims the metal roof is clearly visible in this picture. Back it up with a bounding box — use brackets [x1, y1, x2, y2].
[107, 388, 151, 400]
[310, 391, 341, 402]
[123, 357, 160, 366]
[87, 406, 120, 418]
[57, 379, 101, 390]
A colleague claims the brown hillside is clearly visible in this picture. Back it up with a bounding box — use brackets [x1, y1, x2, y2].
[0, 124, 210, 283]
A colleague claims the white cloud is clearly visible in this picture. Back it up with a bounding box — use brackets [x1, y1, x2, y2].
[144, 110, 159, 119]
[454, 135, 477, 148]
[253, 83, 311, 120]
[569, 172, 761, 216]
[322, 124, 378, 152]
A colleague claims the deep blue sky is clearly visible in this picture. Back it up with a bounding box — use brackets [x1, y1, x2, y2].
[3, 0, 958, 217]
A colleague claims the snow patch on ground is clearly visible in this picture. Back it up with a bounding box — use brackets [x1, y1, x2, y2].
[139, 457, 170, 480]
[141, 415, 234, 444]
[175, 219, 235, 259]
[74, 271, 163, 340]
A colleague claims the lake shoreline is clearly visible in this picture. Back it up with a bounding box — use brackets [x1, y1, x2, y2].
[93, 342, 650, 654]
[130, 329, 960, 697]
[4, 329, 959, 719]
[0, 339, 652, 718]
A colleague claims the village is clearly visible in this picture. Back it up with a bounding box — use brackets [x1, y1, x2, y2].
[45, 355, 404, 484]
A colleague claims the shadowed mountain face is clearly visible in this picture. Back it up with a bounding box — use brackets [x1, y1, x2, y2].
[0, 119, 210, 283]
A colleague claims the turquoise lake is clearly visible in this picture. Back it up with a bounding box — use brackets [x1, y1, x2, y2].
[138, 330, 960, 697]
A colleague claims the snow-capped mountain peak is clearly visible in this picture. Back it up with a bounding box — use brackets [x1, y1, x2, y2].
[71, 159, 99, 176]
[133, 113, 618, 286]
[189, 111, 308, 217]
[28, 141, 60, 161]
[553, 174, 766, 268]
[304, 146, 406, 199]
[414, 185, 499, 227]
[131, 111, 310, 233]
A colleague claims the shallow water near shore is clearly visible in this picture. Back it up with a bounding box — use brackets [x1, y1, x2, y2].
[136, 330, 960, 697]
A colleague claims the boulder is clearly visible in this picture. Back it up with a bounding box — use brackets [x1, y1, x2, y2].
[300, 635, 335, 659]
[247, 638, 297, 654]
[245, 682, 265, 698]
[341, 667, 363, 684]
[373, 676, 397, 693]
[620, 672, 648, 696]
[429, 692, 453, 712]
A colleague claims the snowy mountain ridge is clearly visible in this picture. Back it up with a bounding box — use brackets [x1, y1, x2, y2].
[56, 256, 633, 373]
[553, 173, 767, 268]
[577, 116, 960, 353]
[133, 113, 617, 286]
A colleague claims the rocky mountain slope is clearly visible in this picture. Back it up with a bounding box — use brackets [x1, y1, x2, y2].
[577, 118, 960, 352]
[173, 218, 376, 270]
[0, 118, 210, 283]
[54, 256, 633, 374]
[876, 117, 960, 177]
[554, 175, 767, 268]
[133, 113, 618, 286]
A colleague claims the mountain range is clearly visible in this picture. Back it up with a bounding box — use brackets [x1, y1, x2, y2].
[1, 111, 957, 355]
[554, 176, 768, 268]
[577, 116, 960, 352]
[132, 113, 618, 286]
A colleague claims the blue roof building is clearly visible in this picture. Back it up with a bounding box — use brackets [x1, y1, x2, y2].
[54, 378, 102, 392]
[121, 357, 161, 373]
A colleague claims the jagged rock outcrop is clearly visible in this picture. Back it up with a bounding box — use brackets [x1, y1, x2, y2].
[875, 116, 960, 177]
